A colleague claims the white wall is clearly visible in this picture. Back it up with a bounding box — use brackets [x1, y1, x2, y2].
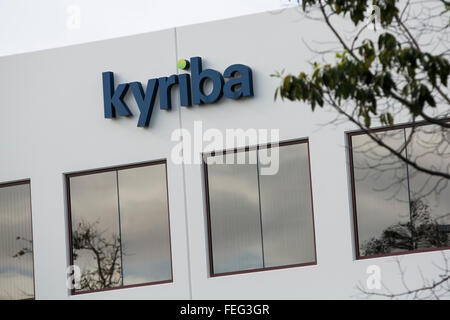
[0, 8, 448, 299]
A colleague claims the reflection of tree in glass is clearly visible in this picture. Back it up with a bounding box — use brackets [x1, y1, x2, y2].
[13, 236, 33, 258]
[361, 199, 449, 256]
[72, 220, 122, 291]
[11, 236, 34, 299]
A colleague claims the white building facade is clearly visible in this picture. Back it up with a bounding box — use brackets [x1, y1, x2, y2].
[0, 8, 449, 299]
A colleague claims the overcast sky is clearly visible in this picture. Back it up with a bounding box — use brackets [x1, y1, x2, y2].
[0, 0, 296, 57]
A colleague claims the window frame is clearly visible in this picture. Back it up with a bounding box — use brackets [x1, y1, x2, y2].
[203, 138, 317, 277]
[0, 179, 35, 300]
[347, 120, 450, 260]
[65, 160, 173, 295]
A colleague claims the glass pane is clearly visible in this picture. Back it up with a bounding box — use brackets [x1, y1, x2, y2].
[118, 164, 172, 285]
[207, 152, 263, 274]
[0, 183, 34, 300]
[258, 143, 315, 267]
[351, 129, 412, 256]
[69, 172, 122, 292]
[406, 125, 450, 249]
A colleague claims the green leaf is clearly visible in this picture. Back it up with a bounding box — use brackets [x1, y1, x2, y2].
[284, 75, 292, 91]
[387, 113, 394, 126]
[364, 115, 371, 127]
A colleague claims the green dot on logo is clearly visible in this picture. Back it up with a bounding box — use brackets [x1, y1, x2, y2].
[177, 59, 189, 70]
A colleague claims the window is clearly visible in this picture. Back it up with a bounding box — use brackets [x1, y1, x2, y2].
[203, 140, 316, 276]
[66, 161, 172, 294]
[0, 180, 35, 300]
[349, 123, 450, 259]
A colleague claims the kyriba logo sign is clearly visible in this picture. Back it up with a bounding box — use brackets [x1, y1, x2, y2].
[102, 57, 254, 127]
